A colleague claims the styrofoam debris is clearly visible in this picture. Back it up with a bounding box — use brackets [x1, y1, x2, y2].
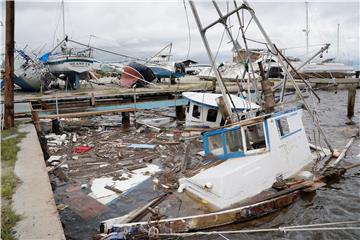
[60, 164, 69, 170]
[89, 164, 161, 205]
[47, 155, 62, 163]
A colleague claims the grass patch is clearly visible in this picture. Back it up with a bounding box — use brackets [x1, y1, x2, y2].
[1, 205, 21, 240]
[1, 172, 19, 200]
[1, 127, 26, 240]
[1, 128, 26, 166]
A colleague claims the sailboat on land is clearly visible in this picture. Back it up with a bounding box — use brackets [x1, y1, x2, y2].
[40, 0, 95, 89]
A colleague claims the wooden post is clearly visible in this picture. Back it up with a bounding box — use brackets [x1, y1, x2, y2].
[170, 76, 176, 85]
[31, 111, 42, 133]
[212, 79, 216, 93]
[258, 62, 275, 113]
[122, 112, 130, 129]
[4, 0, 15, 129]
[347, 85, 356, 118]
[175, 105, 185, 121]
[90, 92, 96, 106]
[216, 96, 232, 124]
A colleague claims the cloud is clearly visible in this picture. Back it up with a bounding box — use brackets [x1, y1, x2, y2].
[4, 0, 358, 67]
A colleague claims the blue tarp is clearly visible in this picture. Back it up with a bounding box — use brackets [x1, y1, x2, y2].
[39, 52, 51, 63]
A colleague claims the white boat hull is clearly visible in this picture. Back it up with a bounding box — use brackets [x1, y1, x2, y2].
[179, 109, 313, 209]
[47, 55, 94, 74]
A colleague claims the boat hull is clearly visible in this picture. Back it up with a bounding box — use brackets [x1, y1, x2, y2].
[106, 189, 302, 235]
[46, 56, 94, 74]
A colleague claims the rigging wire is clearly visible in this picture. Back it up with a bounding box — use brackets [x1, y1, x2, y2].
[52, 1, 62, 48]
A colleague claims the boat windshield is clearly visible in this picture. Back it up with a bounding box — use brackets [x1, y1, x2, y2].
[204, 126, 245, 160]
[204, 121, 267, 160]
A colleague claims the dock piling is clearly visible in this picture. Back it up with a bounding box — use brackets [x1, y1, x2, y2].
[347, 85, 356, 118]
[122, 112, 130, 129]
[176, 106, 185, 121]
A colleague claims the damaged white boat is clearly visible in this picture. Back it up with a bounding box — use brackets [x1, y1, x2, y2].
[182, 91, 259, 128]
[178, 108, 312, 209]
[98, 1, 349, 238]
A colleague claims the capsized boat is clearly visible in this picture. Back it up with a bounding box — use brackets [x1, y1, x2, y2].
[119, 62, 156, 88]
[13, 49, 55, 92]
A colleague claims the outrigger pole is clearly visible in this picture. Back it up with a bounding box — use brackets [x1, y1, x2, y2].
[188, 0, 235, 118]
[188, 0, 333, 152]
[242, 0, 334, 152]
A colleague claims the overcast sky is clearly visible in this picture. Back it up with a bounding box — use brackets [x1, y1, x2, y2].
[1, 0, 359, 67]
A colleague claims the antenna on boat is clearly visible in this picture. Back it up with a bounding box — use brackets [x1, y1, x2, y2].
[303, 1, 310, 59]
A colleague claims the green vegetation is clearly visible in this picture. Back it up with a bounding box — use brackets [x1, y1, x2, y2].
[1, 172, 19, 200]
[1, 206, 21, 240]
[1, 127, 26, 240]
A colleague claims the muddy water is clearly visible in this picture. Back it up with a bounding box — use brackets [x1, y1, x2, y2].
[193, 89, 360, 240]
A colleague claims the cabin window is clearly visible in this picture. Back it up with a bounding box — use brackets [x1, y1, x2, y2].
[244, 123, 266, 150]
[204, 126, 245, 160]
[207, 109, 218, 122]
[224, 128, 243, 153]
[192, 105, 201, 119]
[208, 134, 224, 156]
[276, 118, 290, 137]
[186, 102, 190, 113]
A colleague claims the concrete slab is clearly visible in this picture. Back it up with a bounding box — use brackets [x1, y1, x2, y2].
[13, 124, 65, 240]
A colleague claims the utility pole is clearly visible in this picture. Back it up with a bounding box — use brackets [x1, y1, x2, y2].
[4, 0, 15, 129]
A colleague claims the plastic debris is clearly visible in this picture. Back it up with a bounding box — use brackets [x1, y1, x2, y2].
[73, 146, 93, 153]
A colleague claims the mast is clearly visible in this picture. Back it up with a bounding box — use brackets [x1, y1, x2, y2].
[337, 23, 340, 59]
[62, 0, 65, 39]
[305, 1, 309, 59]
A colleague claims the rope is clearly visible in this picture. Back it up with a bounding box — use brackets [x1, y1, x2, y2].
[156, 220, 360, 237]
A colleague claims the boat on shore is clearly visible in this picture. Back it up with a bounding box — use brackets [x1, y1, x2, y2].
[120, 62, 156, 88]
[145, 43, 186, 81]
[13, 49, 55, 92]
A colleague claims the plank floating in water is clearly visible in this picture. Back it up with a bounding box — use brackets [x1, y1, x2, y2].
[128, 144, 157, 149]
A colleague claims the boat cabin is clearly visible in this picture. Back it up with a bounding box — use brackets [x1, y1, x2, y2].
[179, 108, 313, 209]
[182, 92, 259, 128]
